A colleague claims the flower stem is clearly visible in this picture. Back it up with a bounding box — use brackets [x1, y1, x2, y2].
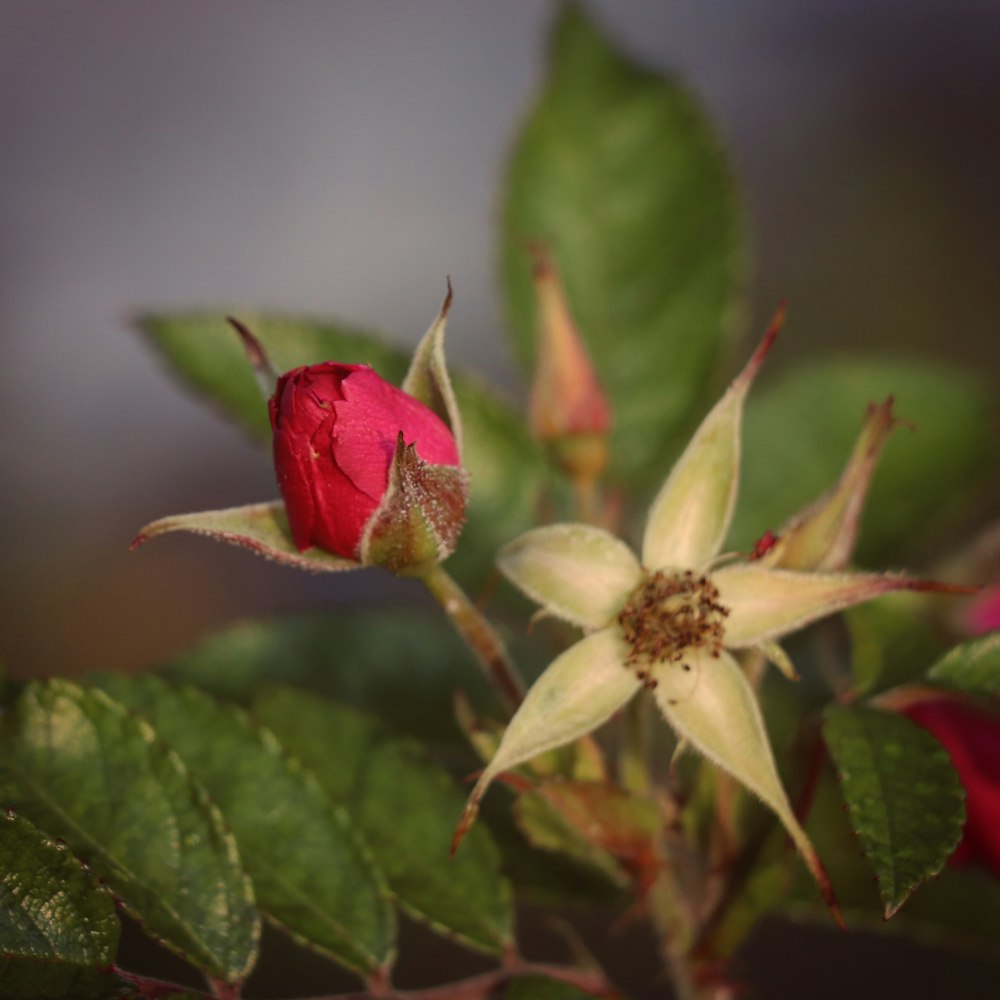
[420, 563, 525, 712]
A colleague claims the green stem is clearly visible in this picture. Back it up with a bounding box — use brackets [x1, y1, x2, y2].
[420, 563, 525, 713]
[647, 866, 700, 1000]
[619, 695, 652, 795]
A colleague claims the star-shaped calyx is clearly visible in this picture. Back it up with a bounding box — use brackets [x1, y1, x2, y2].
[453, 308, 972, 916]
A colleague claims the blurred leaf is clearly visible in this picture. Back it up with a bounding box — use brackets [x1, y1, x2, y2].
[0, 811, 121, 999]
[478, 785, 622, 911]
[703, 858, 788, 960]
[847, 593, 948, 697]
[254, 687, 512, 955]
[501, 4, 745, 487]
[137, 311, 545, 588]
[507, 975, 594, 1000]
[514, 790, 625, 887]
[0, 681, 257, 984]
[733, 359, 997, 562]
[926, 634, 1000, 697]
[92, 675, 395, 976]
[160, 609, 497, 745]
[890, 864, 1000, 957]
[451, 375, 548, 585]
[823, 705, 965, 918]
[137, 312, 406, 441]
[514, 780, 661, 891]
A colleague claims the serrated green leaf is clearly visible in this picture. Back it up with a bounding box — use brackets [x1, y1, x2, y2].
[136, 312, 545, 588]
[501, 4, 744, 487]
[824, 705, 965, 918]
[734, 359, 997, 562]
[0, 681, 257, 984]
[92, 675, 395, 976]
[253, 687, 512, 955]
[160, 610, 496, 744]
[926, 634, 1000, 697]
[0, 811, 121, 1000]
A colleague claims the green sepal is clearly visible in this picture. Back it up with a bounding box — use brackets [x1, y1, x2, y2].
[360, 435, 469, 574]
[402, 281, 464, 456]
[131, 501, 359, 572]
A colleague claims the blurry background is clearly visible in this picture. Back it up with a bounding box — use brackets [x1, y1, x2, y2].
[1, 2, 999, 996]
[2, 0, 998, 680]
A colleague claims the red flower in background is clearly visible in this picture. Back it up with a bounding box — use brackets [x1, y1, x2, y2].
[270, 363, 461, 559]
[966, 584, 1000, 635]
[903, 697, 1000, 876]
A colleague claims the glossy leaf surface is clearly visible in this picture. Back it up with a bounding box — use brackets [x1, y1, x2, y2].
[0, 811, 120, 999]
[824, 705, 965, 918]
[1, 681, 257, 984]
[93, 675, 394, 975]
[255, 687, 512, 955]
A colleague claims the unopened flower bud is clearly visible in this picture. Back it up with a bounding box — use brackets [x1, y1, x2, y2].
[527, 245, 611, 483]
[269, 362, 466, 565]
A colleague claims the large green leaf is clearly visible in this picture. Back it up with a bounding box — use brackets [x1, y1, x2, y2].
[160, 609, 497, 745]
[253, 687, 512, 955]
[0, 681, 257, 984]
[733, 359, 997, 562]
[136, 312, 546, 587]
[501, 4, 744, 487]
[823, 705, 965, 918]
[93, 675, 395, 976]
[926, 634, 1000, 697]
[0, 811, 121, 999]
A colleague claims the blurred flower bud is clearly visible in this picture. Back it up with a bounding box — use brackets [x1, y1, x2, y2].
[968, 585, 1000, 635]
[902, 697, 1000, 876]
[527, 245, 611, 483]
[269, 363, 465, 564]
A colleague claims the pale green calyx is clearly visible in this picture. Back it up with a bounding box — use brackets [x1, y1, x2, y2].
[460, 311, 968, 921]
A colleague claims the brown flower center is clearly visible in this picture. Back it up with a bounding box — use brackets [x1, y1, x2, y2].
[617, 569, 729, 690]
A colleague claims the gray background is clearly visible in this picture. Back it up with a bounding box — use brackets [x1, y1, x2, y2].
[2, 0, 998, 679]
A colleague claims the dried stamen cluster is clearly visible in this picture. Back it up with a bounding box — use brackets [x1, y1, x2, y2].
[617, 569, 729, 688]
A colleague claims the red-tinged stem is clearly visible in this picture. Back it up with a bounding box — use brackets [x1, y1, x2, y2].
[207, 978, 242, 1000]
[111, 966, 211, 998]
[420, 563, 525, 713]
[303, 960, 616, 1000]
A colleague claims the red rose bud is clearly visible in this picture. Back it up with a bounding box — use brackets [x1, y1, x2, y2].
[902, 697, 1000, 875]
[528, 244, 611, 483]
[269, 362, 466, 565]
